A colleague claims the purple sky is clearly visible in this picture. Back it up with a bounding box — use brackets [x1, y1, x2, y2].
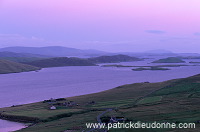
[0, 0, 200, 53]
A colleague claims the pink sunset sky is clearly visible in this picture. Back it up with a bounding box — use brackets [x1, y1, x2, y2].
[0, 0, 200, 52]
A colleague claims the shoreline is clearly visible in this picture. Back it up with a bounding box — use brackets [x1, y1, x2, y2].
[0, 113, 40, 123]
[0, 119, 27, 132]
[0, 77, 179, 125]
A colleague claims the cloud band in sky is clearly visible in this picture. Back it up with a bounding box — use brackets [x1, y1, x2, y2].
[145, 30, 166, 34]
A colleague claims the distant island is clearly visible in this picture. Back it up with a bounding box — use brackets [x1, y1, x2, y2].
[101, 64, 134, 67]
[181, 56, 200, 59]
[152, 57, 185, 63]
[0, 59, 40, 74]
[88, 54, 142, 63]
[189, 62, 200, 64]
[132, 66, 169, 71]
[102, 64, 187, 68]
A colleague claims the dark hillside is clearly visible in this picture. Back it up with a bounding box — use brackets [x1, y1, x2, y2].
[0, 60, 40, 74]
[25, 57, 96, 68]
[0, 51, 50, 62]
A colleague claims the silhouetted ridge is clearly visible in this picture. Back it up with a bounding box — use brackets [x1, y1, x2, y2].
[25, 57, 96, 68]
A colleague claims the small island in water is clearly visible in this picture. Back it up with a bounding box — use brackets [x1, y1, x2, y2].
[132, 66, 170, 71]
[152, 57, 185, 63]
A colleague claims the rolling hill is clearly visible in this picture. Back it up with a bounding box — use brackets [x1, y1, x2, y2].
[0, 51, 50, 63]
[0, 59, 41, 74]
[0, 51, 50, 58]
[0, 46, 107, 57]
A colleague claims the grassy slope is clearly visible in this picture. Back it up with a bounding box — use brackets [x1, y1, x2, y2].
[0, 59, 41, 74]
[0, 74, 200, 131]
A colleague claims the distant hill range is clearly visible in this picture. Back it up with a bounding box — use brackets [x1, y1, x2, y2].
[88, 54, 142, 63]
[0, 46, 107, 57]
[0, 51, 50, 63]
[118, 49, 177, 57]
[145, 49, 173, 54]
[180, 56, 200, 59]
[0, 51, 50, 58]
[0, 59, 40, 74]
[152, 57, 185, 63]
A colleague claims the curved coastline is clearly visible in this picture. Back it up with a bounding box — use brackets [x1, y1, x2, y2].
[0, 119, 26, 132]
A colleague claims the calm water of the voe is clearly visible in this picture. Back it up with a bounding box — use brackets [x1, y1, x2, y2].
[0, 60, 200, 131]
[0, 120, 26, 132]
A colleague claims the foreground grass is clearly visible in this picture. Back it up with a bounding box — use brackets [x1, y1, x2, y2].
[1, 74, 200, 131]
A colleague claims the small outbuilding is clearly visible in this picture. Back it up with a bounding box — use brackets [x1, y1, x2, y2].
[50, 105, 57, 110]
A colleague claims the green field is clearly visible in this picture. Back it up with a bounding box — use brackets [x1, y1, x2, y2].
[137, 96, 162, 104]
